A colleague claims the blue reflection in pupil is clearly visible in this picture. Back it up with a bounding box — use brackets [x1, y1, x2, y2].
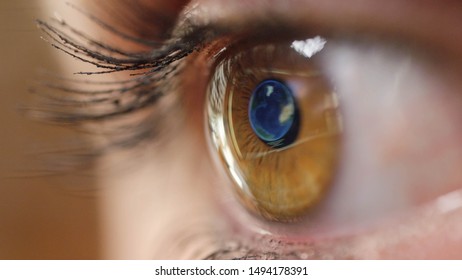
[248, 79, 299, 148]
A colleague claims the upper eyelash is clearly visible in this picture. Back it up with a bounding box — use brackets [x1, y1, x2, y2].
[30, 4, 208, 168]
[30, 3, 307, 169]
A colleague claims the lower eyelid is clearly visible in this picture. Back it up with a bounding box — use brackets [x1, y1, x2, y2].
[212, 189, 462, 259]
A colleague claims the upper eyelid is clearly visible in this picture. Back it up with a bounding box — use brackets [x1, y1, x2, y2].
[178, 0, 462, 62]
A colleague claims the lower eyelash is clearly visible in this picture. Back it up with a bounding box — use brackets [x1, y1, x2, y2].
[30, 4, 202, 166]
[204, 233, 357, 260]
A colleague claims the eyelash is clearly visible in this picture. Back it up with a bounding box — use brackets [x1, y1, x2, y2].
[33, 5, 205, 162]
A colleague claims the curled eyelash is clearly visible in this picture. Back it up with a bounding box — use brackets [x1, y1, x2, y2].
[28, 4, 207, 169]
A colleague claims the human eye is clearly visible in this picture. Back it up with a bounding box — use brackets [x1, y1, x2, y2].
[207, 34, 462, 243]
[207, 38, 341, 222]
[35, 0, 462, 259]
[193, 2, 462, 259]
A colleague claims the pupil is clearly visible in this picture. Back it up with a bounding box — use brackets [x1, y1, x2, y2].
[248, 79, 300, 148]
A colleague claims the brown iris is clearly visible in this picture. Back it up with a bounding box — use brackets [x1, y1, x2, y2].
[207, 40, 342, 222]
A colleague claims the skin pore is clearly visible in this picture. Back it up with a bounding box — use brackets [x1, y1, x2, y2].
[13, 0, 462, 258]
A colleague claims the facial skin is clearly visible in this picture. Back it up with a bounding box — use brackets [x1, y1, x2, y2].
[2, 0, 462, 259]
[90, 0, 462, 259]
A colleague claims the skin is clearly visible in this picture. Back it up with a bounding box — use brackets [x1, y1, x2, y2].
[1, 0, 462, 259]
[95, 0, 462, 259]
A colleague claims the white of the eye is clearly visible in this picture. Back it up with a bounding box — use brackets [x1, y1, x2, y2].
[291, 36, 327, 58]
[314, 42, 410, 223]
[305, 39, 462, 233]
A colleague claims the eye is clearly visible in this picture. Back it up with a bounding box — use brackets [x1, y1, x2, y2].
[206, 35, 462, 237]
[207, 38, 341, 222]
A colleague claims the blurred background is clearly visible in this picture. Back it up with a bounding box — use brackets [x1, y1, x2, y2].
[0, 0, 100, 259]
